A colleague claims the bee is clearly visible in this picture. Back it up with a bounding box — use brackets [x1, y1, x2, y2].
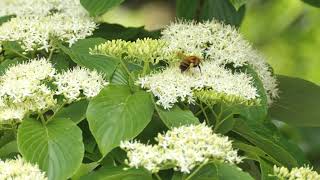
[179, 55, 202, 73]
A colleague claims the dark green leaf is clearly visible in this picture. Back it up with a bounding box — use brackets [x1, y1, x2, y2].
[270, 75, 320, 127]
[54, 99, 89, 124]
[58, 38, 119, 79]
[86, 85, 154, 156]
[17, 118, 84, 180]
[176, 0, 199, 20]
[80, 166, 152, 180]
[50, 52, 71, 72]
[200, 0, 245, 27]
[302, 0, 320, 7]
[259, 158, 277, 180]
[233, 119, 307, 168]
[155, 105, 200, 128]
[187, 162, 254, 180]
[80, 0, 125, 16]
[92, 23, 161, 40]
[0, 15, 14, 25]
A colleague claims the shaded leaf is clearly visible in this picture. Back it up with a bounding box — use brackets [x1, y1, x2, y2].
[270, 75, 320, 127]
[86, 85, 154, 156]
[302, 0, 320, 7]
[80, 0, 125, 16]
[54, 99, 89, 124]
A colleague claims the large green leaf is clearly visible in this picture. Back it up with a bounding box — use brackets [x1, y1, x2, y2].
[80, 166, 152, 180]
[176, 0, 245, 27]
[233, 119, 307, 168]
[58, 38, 119, 79]
[175, 162, 253, 180]
[80, 0, 125, 16]
[302, 0, 320, 7]
[155, 105, 200, 128]
[54, 99, 89, 124]
[17, 118, 84, 180]
[92, 23, 161, 41]
[270, 75, 320, 127]
[176, 0, 199, 20]
[86, 85, 154, 156]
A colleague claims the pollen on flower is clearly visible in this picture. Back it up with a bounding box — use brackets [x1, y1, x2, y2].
[137, 61, 258, 109]
[54, 67, 108, 103]
[0, 58, 56, 122]
[0, 0, 96, 52]
[0, 156, 47, 180]
[161, 20, 278, 104]
[273, 166, 320, 180]
[121, 124, 243, 173]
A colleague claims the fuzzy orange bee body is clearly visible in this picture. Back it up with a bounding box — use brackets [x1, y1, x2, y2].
[179, 55, 202, 73]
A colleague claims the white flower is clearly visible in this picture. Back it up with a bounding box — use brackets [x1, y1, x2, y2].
[0, 0, 96, 52]
[161, 20, 278, 104]
[273, 166, 320, 180]
[121, 124, 243, 173]
[137, 61, 258, 109]
[54, 67, 108, 103]
[0, 156, 47, 180]
[0, 58, 56, 122]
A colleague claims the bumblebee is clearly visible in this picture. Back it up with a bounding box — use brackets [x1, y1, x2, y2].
[179, 55, 202, 73]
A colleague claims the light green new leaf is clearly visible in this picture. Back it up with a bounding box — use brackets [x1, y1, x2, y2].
[17, 118, 84, 180]
[80, 166, 152, 180]
[155, 105, 200, 128]
[86, 85, 154, 156]
[229, 0, 247, 10]
[80, 0, 125, 16]
[270, 75, 320, 127]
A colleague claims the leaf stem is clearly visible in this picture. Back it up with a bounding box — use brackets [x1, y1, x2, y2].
[185, 162, 207, 180]
[199, 102, 210, 125]
[38, 112, 46, 125]
[118, 58, 135, 82]
[142, 61, 150, 76]
[154, 173, 163, 180]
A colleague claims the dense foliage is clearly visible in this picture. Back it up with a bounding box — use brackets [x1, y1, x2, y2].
[0, 0, 319, 180]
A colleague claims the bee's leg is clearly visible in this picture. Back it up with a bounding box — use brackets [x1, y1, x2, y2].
[198, 65, 202, 74]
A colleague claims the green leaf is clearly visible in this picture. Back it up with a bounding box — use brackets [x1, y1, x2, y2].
[186, 162, 254, 180]
[80, 166, 152, 180]
[270, 75, 320, 127]
[72, 162, 99, 180]
[229, 0, 247, 10]
[233, 119, 307, 168]
[0, 140, 18, 158]
[259, 158, 277, 180]
[80, 0, 125, 16]
[58, 38, 119, 79]
[86, 85, 154, 156]
[0, 15, 14, 25]
[50, 52, 71, 72]
[201, 0, 245, 27]
[155, 105, 200, 128]
[54, 99, 89, 124]
[302, 0, 320, 7]
[176, 0, 199, 20]
[17, 118, 84, 180]
[92, 23, 161, 41]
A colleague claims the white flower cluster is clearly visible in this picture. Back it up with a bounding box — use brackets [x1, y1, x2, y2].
[0, 58, 56, 121]
[121, 124, 243, 173]
[273, 166, 320, 180]
[0, 156, 47, 180]
[137, 61, 258, 109]
[161, 20, 278, 104]
[0, 0, 96, 52]
[0, 58, 107, 122]
[54, 67, 108, 103]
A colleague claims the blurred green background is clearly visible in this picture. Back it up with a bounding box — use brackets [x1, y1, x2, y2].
[102, 0, 320, 168]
